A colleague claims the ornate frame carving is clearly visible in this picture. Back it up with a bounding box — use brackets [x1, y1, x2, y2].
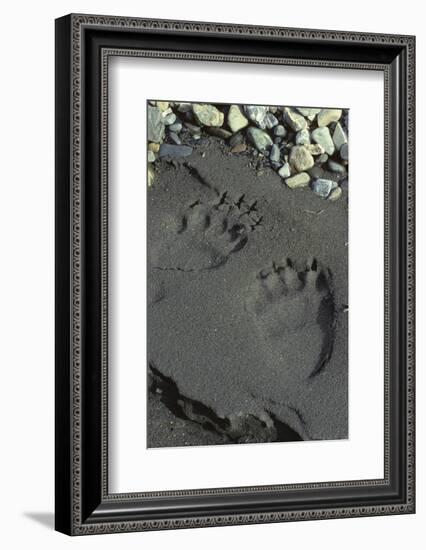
[55, 14, 415, 535]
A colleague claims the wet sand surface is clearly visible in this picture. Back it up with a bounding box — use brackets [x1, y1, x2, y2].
[147, 140, 348, 446]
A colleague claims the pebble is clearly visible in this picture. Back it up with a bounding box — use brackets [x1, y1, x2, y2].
[184, 122, 201, 136]
[311, 178, 337, 198]
[177, 103, 192, 113]
[317, 108, 342, 127]
[231, 143, 247, 154]
[328, 160, 346, 174]
[246, 127, 273, 153]
[192, 103, 224, 127]
[311, 127, 335, 155]
[328, 186, 342, 201]
[289, 145, 314, 172]
[333, 122, 347, 150]
[228, 105, 249, 133]
[340, 143, 349, 160]
[147, 106, 165, 143]
[295, 129, 310, 145]
[148, 142, 160, 153]
[206, 127, 232, 139]
[278, 163, 291, 179]
[156, 101, 169, 112]
[168, 122, 182, 134]
[274, 124, 287, 137]
[244, 105, 269, 129]
[269, 144, 280, 163]
[229, 132, 244, 147]
[265, 112, 279, 129]
[147, 150, 156, 163]
[296, 107, 321, 121]
[169, 132, 181, 145]
[163, 112, 177, 126]
[305, 144, 324, 156]
[147, 164, 154, 187]
[283, 107, 307, 132]
[318, 153, 329, 163]
[159, 144, 193, 158]
[309, 165, 340, 183]
[285, 172, 310, 189]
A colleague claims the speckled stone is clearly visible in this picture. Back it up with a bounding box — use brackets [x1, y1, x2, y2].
[317, 109, 342, 127]
[246, 127, 273, 153]
[311, 127, 335, 156]
[192, 104, 224, 127]
[228, 105, 249, 133]
[311, 178, 337, 198]
[289, 145, 314, 172]
[285, 172, 310, 189]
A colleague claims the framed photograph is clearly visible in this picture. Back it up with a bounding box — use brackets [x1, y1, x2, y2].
[55, 14, 415, 535]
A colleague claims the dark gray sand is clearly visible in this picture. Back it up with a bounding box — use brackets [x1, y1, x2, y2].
[147, 140, 348, 446]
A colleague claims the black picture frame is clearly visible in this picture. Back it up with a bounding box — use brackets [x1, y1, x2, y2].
[55, 13, 415, 535]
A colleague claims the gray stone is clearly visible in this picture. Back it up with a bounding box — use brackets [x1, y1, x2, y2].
[163, 112, 177, 126]
[333, 122, 348, 150]
[318, 153, 329, 164]
[328, 187, 343, 201]
[231, 143, 247, 154]
[340, 143, 349, 160]
[296, 107, 321, 121]
[295, 129, 310, 145]
[169, 132, 181, 145]
[244, 105, 269, 129]
[289, 145, 314, 172]
[283, 108, 307, 132]
[192, 104, 224, 127]
[184, 122, 201, 136]
[305, 144, 324, 156]
[159, 144, 193, 158]
[311, 127, 335, 155]
[285, 172, 310, 189]
[147, 150, 156, 163]
[229, 132, 244, 147]
[311, 178, 337, 198]
[176, 103, 192, 113]
[206, 127, 233, 139]
[317, 108, 342, 127]
[328, 160, 346, 174]
[269, 144, 280, 163]
[274, 124, 287, 137]
[168, 122, 182, 133]
[147, 106, 165, 143]
[265, 112, 279, 129]
[277, 163, 291, 179]
[228, 105, 249, 133]
[246, 127, 273, 152]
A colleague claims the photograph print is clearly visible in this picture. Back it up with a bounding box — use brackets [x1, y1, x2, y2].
[147, 101, 349, 448]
